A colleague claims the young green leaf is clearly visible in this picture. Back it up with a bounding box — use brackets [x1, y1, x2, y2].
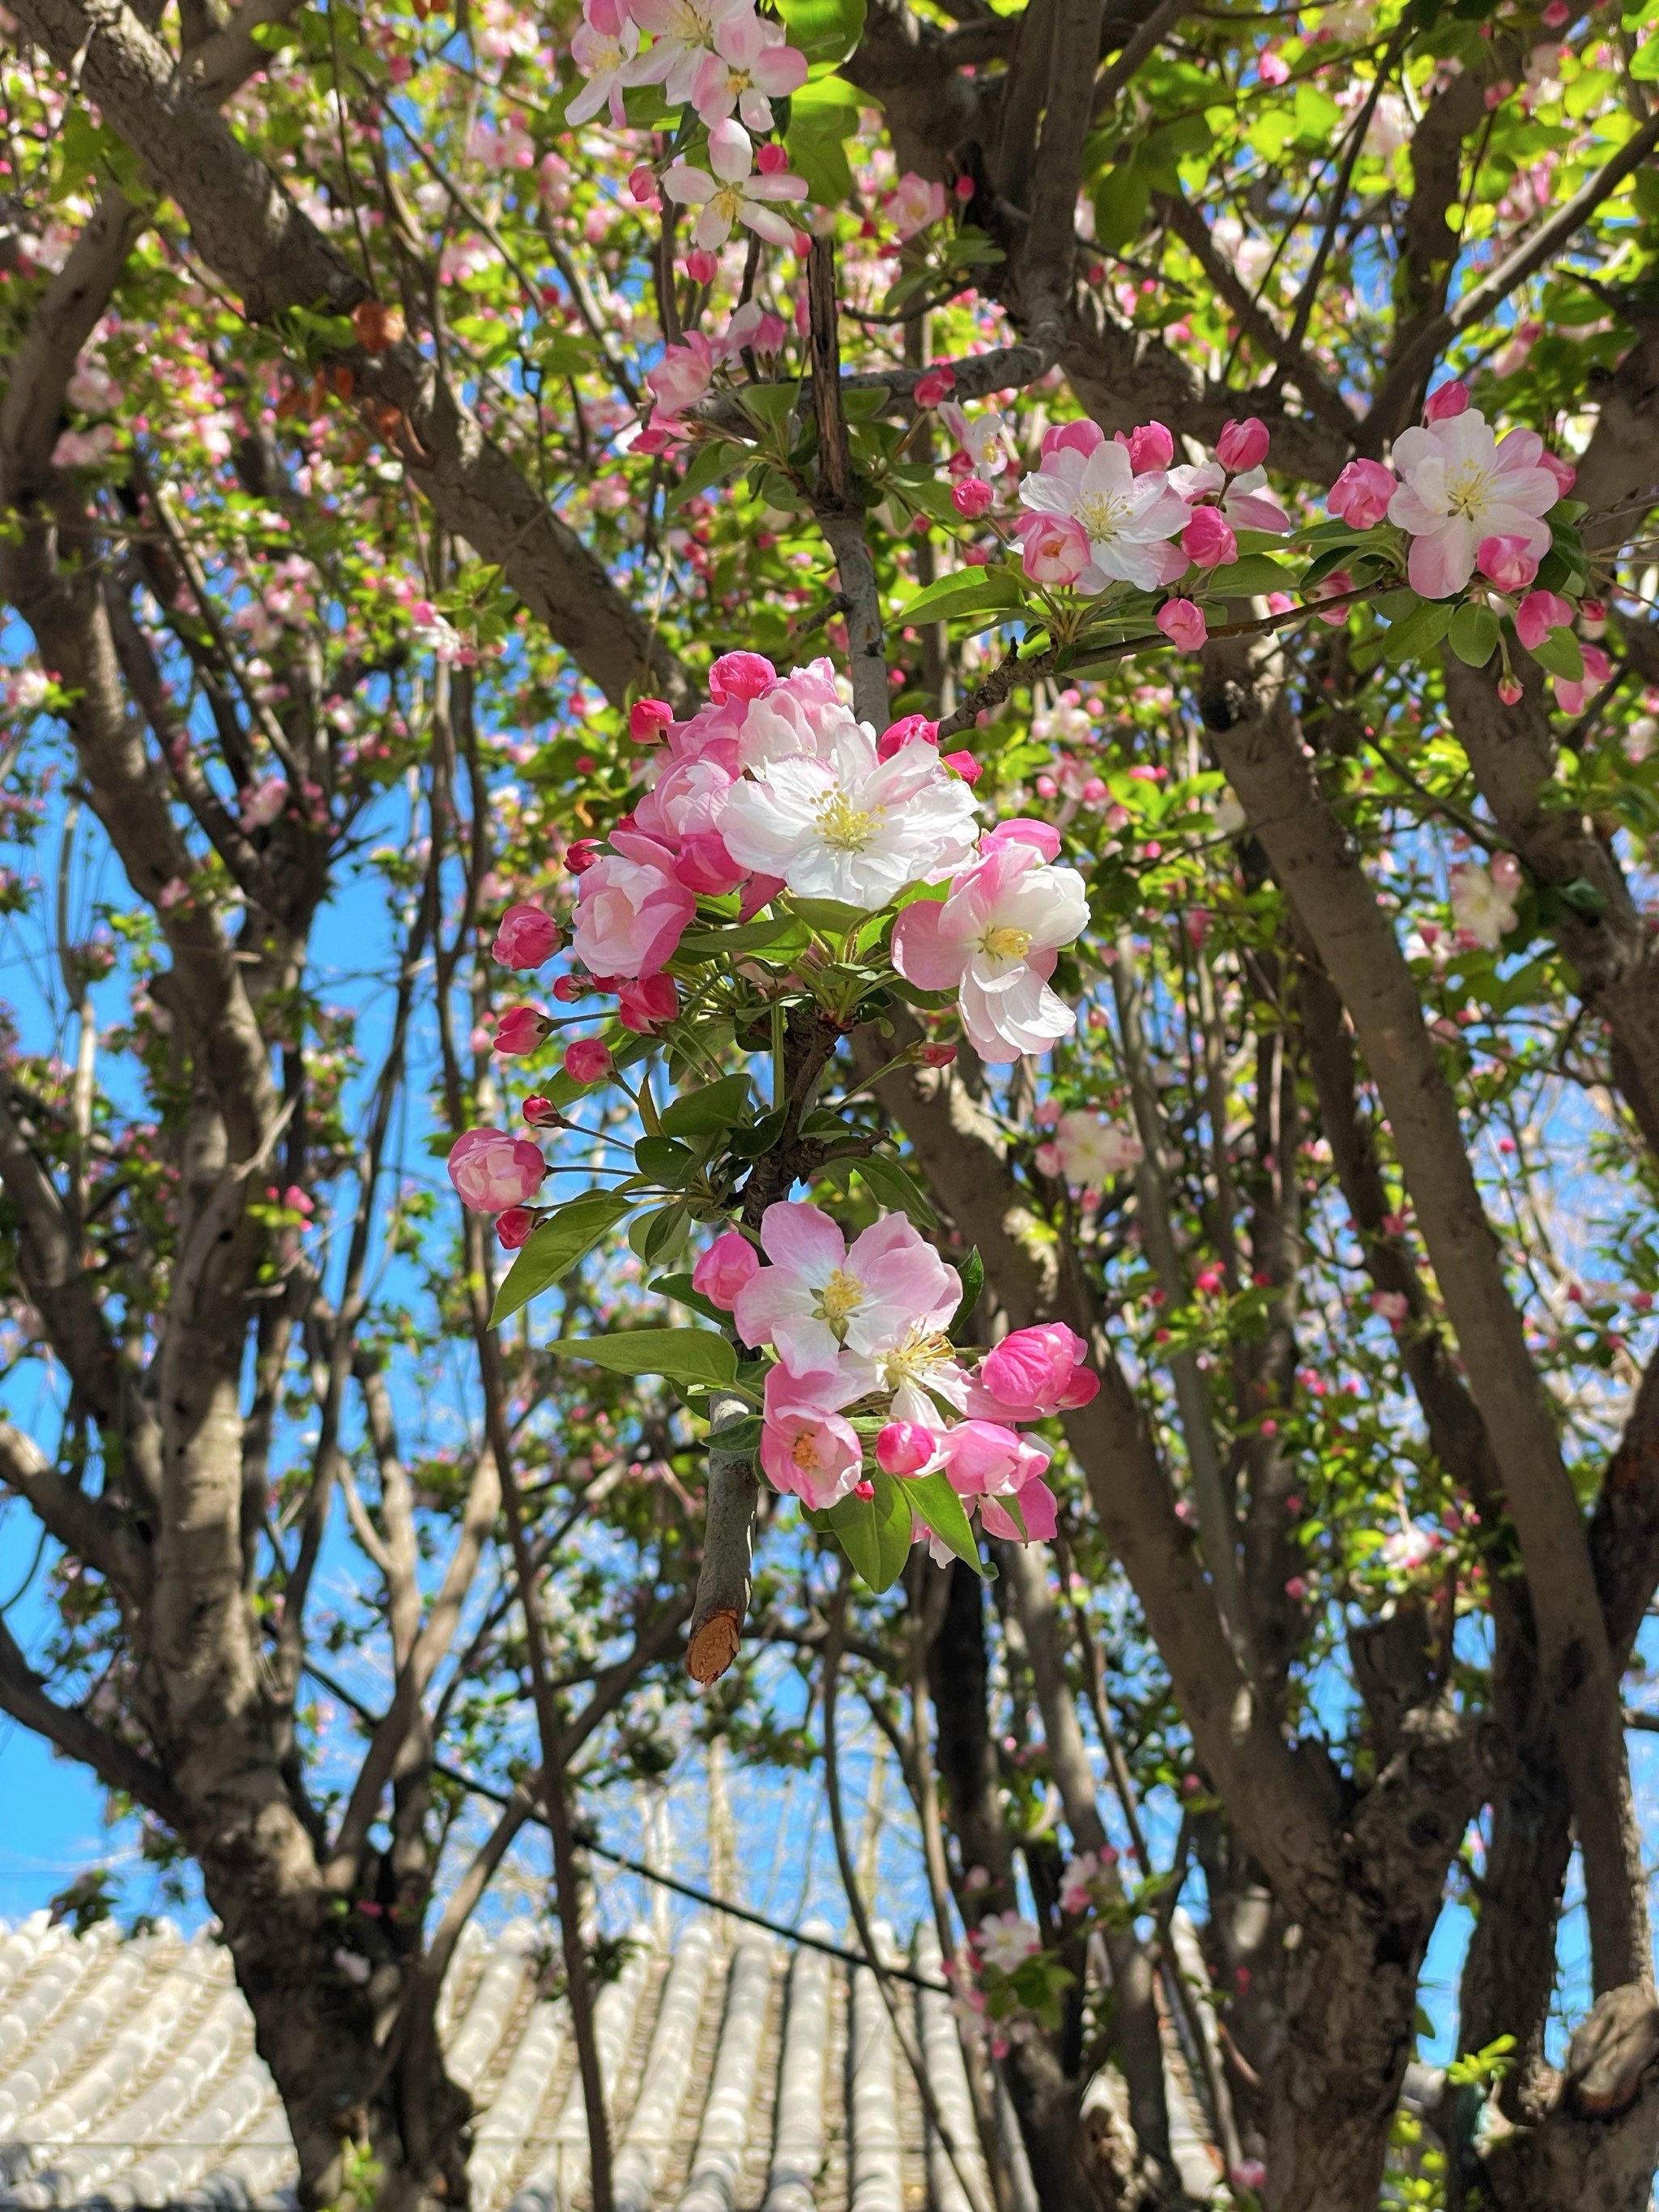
[660, 1073, 754, 1137]
[491, 1191, 634, 1326]
[855, 1155, 937, 1230]
[900, 1470, 987, 1574]
[825, 1467, 914, 1592]
[555, 1328, 739, 1389]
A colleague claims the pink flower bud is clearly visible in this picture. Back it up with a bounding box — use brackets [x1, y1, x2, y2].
[1539, 450, 1576, 498]
[1016, 510, 1090, 586]
[953, 173, 975, 199]
[1182, 506, 1237, 570]
[692, 1228, 760, 1309]
[447, 1127, 548, 1212]
[913, 365, 957, 408]
[497, 1206, 535, 1250]
[1284, 1576, 1307, 1601]
[757, 141, 791, 173]
[1035, 1140, 1062, 1176]
[1515, 588, 1574, 650]
[628, 164, 658, 204]
[1326, 457, 1396, 528]
[1156, 598, 1207, 652]
[565, 838, 602, 873]
[629, 696, 673, 743]
[1498, 677, 1524, 705]
[493, 902, 562, 971]
[877, 711, 939, 760]
[708, 651, 777, 703]
[876, 1420, 936, 1476]
[942, 749, 980, 782]
[1424, 379, 1469, 422]
[1216, 416, 1269, 472]
[618, 971, 679, 1032]
[1476, 534, 1539, 592]
[522, 1095, 564, 1127]
[1127, 420, 1175, 472]
[563, 1037, 613, 1083]
[552, 975, 586, 1003]
[1312, 569, 1354, 626]
[978, 1322, 1098, 1419]
[684, 247, 719, 284]
[952, 476, 994, 519]
[494, 1005, 552, 1055]
[919, 1042, 957, 1067]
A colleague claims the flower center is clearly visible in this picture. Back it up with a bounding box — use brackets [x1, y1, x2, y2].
[590, 33, 621, 66]
[791, 1431, 821, 1469]
[1074, 489, 1130, 541]
[815, 1268, 866, 1336]
[1444, 461, 1495, 519]
[815, 789, 882, 852]
[711, 184, 746, 224]
[879, 1327, 954, 1389]
[665, 0, 713, 37]
[980, 923, 1033, 962]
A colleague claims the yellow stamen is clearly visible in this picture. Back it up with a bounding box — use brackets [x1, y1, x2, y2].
[980, 924, 1033, 962]
[815, 789, 882, 852]
[815, 1267, 865, 1337]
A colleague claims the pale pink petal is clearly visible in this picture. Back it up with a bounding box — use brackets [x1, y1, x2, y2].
[759, 1197, 846, 1275]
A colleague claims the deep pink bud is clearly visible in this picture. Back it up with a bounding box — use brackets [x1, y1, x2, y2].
[684, 248, 718, 284]
[1476, 534, 1539, 592]
[1216, 416, 1270, 472]
[1182, 506, 1237, 570]
[1539, 450, 1576, 498]
[618, 972, 679, 1032]
[757, 141, 791, 173]
[1156, 598, 1207, 651]
[1424, 379, 1469, 422]
[552, 975, 586, 1002]
[876, 1421, 937, 1476]
[978, 1322, 1099, 1419]
[708, 651, 777, 703]
[448, 1128, 547, 1213]
[522, 1095, 564, 1127]
[628, 164, 658, 204]
[496, 1206, 535, 1251]
[919, 1042, 957, 1067]
[877, 712, 939, 761]
[1127, 420, 1175, 472]
[941, 749, 980, 782]
[692, 1229, 760, 1309]
[493, 903, 562, 970]
[1497, 677, 1525, 706]
[565, 838, 602, 873]
[629, 697, 673, 744]
[563, 1037, 613, 1083]
[952, 476, 994, 519]
[494, 1005, 552, 1055]
[1515, 588, 1574, 650]
[1327, 458, 1395, 528]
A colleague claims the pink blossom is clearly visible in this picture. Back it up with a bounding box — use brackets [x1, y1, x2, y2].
[571, 831, 696, 977]
[448, 1128, 548, 1212]
[497, 1206, 535, 1251]
[914, 365, 957, 408]
[1259, 48, 1289, 81]
[889, 172, 948, 238]
[709, 650, 778, 702]
[565, 0, 638, 127]
[1327, 458, 1396, 528]
[631, 0, 749, 103]
[495, 1005, 552, 1055]
[493, 903, 562, 970]
[760, 1386, 864, 1510]
[241, 776, 288, 829]
[1424, 379, 1469, 422]
[689, 9, 807, 132]
[1016, 511, 1090, 586]
[1311, 569, 1355, 626]
[953, 476, 994, 519]
[877, 712, 940, 760]
[693, 1229, 761, 1309]
[1476, 534, 1539, 591]
[1388, 408, 1560, 598]
[630, 697, 674, 744]
[940, 1420, 1052, 1497]
[876, 1420, 938, 1475]
[975, 1322, 1099, 1420]
[1019, 432, 1192, 591]
[565, 839, 603, 873]
[891, 835, 1088, 1064]
[563, 1037, 614, 1083]
[619, 972, 679, 1031]
[647, 331, 723, 416]
[1127, 421, 1175, 471]
[1540, 450, 1576, 499]
[942, 749, 979, 783]
[1553, 642, 1611, 716]
[980, 1480, 1058, 1542]
[663, 120, 808, 251]
[1182, 506, 1237, 570]
[1157, 599, 1207, 651]
[1514, 588, 1574, 650]
[1217, 416, 1270, 472]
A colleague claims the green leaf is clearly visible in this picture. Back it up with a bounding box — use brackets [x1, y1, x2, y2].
[784, 894, 876, 933]
[776, 0, 866, 66]
[678, 914, 808, 958]
[491, 1191, 634, 1326]
[1527, 625, 1584, 682]
[629, 1202, 691, 1267]
[634, 1136, 697, 1184]
[824, 1467, 914, 1592]
[556, 1328, 739, 1389]
[855, 1155, 937, 1229]
[1093, 160, 1151, 251]
[901, 566, 1025, 626]
[949, 1247, 984, 1342]
[739, 380, 800, 432]
[1448, 602, 1500, 668]
[1195, 553, 1293, 599]
[650, 1270, 732, 1326]
[1381, 599, 1454, 665]
[900, 1470, 987, 1574]
[670, 441, 750, 510]
[706, 1413, 766, 1456]
[661, 1074, 754, 1137]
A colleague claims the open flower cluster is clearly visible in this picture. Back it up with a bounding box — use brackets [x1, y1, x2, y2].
[691, 1200, 1098, 1551]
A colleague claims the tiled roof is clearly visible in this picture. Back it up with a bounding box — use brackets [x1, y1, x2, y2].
[0, 1913, 1221, 2211]
[0, 1911, 987, 2212]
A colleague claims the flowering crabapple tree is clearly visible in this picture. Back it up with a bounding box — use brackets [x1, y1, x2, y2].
[5, 0, 1659, 2205]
